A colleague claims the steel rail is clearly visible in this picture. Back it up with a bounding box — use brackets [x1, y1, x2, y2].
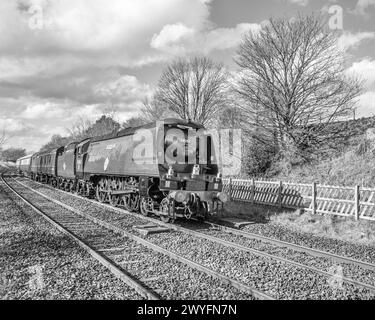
[14, 177, 375, 292]
[16, 176, 375, 291]
[1, 175, 160, 300]
[22, 176, 375, 271]
[10, 177, 274, 300]
[202, 220, 375, 272]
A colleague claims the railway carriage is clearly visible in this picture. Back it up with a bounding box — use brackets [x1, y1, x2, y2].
[17, 155, 32, 176]
[31, 148, 63, 183]
[30, 153, 40, 180]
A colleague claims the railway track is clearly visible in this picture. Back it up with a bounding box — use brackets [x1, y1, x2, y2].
[17, 176, 375, 271]
[1, 175, 159, 300]
[202, 220, 375, 271]
[12, 176, 375, 299]
[2, 175, 272, 300]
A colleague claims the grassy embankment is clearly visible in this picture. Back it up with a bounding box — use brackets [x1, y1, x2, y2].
[224, 116, 375, 246]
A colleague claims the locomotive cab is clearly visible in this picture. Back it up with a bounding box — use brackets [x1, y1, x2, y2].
[157, 120, 227, 221]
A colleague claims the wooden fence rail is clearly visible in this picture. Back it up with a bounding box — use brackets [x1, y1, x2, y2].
[222, 178, 375, 221]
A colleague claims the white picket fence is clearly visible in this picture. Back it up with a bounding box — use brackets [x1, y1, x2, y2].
[222, 178, 375, 221]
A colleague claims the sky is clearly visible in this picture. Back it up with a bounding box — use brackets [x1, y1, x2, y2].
[0, 0, 375, 152]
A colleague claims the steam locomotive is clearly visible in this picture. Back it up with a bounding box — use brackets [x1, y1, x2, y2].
[16, 118, 228, 222]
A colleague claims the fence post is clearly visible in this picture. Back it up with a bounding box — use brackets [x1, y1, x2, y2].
[355, 185, 360, 221]
[312, 182, 317, 215]
[228, 177, 232, 201]
[251, 179, 255, 204]
[278, 181, 283, 208]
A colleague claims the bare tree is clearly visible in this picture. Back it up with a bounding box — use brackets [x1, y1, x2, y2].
[122, 116, 147, 128]
[155, 56, 229, 127]
[103, 104, 121, 123]
[1, 148, 26, 162]
[86, 115, 121, 138]
[235, 14, 363, 161]
[0, 127, 9, 148]
[40, 134, 72, 152]
[141, 97, 172, 122]
[67, 116, 93, 141]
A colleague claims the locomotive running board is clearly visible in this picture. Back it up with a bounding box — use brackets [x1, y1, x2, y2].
[99, 189, 136, 195]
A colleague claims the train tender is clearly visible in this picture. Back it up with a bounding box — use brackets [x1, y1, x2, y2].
[17, 118, 228, 222]
[56, 142, 78, 191]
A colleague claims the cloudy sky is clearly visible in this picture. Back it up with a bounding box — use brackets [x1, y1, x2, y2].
[0, 0, 375, 152]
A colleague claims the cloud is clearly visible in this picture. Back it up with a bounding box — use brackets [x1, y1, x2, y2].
[0, 0, 250, 152]
[347, 58, 375, 88]
[0, 118, 31, 133]
[204, 23, 262, 51]
[356, 91, 375, 117]
[285, 0, 309, 6]
[338, 31, 375, 51]
[352, 0, 375, 15]
[151, 22, 261, 55]
[93, 75, 153, 106]
[0, 0, 211, 65]
[151, 23, 196, 51]
[347, 59, 375, 118]
[20, 102, 66, 119]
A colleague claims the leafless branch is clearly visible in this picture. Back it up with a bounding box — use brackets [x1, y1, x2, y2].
[234, 14, 363, 160]
[0, 127, 11, 148]
[67, 115, 93, 141]
[155, 56, 229, 127]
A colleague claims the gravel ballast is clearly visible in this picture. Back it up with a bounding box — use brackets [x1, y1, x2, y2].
[5, 179, 256, 300]
[16, 178, 375, 300]
[241, 223, 375, 263]
[0, 182, 143, 300]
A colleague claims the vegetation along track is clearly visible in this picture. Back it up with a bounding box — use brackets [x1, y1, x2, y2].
[13, 176, 375, 299]
[2, 175, 270, 300]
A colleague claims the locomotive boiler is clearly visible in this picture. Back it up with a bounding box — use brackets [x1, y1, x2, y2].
[17, 118, 228, 223]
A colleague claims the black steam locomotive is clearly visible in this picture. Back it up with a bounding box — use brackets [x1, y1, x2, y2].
[17, 118, 228, 222]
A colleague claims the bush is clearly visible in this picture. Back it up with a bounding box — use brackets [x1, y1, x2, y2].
[241, 138, 275, 177]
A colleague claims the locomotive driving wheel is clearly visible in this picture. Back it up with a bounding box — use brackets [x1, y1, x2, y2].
[196, 201, 209, 221]
[122, 194, 131, 210]
[129, 193, 140, 212]
[96, 186, 107, 203]
[69, 182, 76, 193]
[109, 193, 120, 207]
[159, 198, 174, 223]
[77, 182, 84, 196]
[140, 197, 153, 216]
